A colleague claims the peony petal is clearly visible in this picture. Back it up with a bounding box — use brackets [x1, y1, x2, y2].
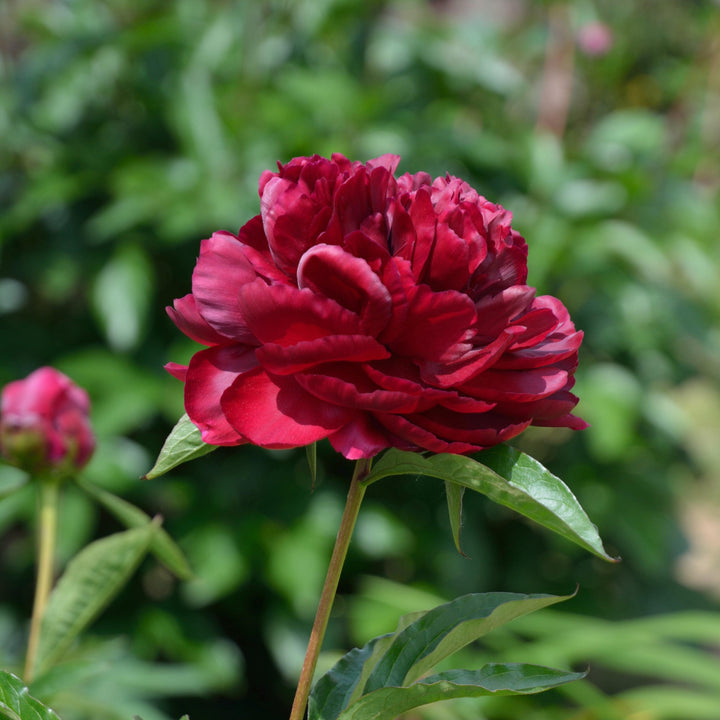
[167, 294, 228, 346]
[192, 231, 258, 342]
[460, 366, 569, 402]
[296, 364, 424, 413]
[473, 286, 536, 338]
[238, 279, 362, 345]
[164, 362, 188, 382]
[221, 368, 355, 448]
[374, 412, 482, 454]
[388, 284, 476, 362]
[328, 414, 394, 459]
[297, 244, 392, 336]
[184, 345, 258, 445]
[256, 335, 390, 375]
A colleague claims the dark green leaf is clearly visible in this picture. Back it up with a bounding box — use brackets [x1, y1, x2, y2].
[364, 447, 615, 561]
[334, 664, 587, 720]
[0, 670, 63, 720]
[310, 591, 572, 720]
[77, 479, 192, 580]
[444, 481, 465, 555]
[144, 414, 216, 480]
[35, 521, 159, 675]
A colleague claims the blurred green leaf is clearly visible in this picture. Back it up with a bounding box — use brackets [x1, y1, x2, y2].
[36, 521, 158, 675]
[77, 479, 192, 580]
[0, 670, 62, 720]
[444, 481, 464, 555]
[91, 243, 153, 352]
[144, 414, 216, 480]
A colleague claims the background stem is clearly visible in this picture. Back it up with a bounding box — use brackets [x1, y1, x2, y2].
[289, 458, 371, 720]
[24, 477, 60, 682]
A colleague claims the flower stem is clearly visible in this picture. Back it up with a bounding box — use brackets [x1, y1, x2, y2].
[289, 457, 372, 720]
[24, 477, 61, 682]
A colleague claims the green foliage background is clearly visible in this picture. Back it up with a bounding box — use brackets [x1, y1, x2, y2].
[1, 1, 720, 718]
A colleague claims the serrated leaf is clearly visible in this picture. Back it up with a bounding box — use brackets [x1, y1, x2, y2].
[310, 592, 572, 720]
[444, 481, 465, 555]
[144, 414, 216, 479]
[34, 521, 159, 675]
[364, 447, 615, 561]
[334, 664, 587, 720]
[77, 479, 192, 581]
[0, 671, 63, 720]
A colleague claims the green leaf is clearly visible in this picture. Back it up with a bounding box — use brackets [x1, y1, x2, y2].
[334, 664, 586, 720]
[444, 481, 465, 555]
[364, 447, 615, 561]
[35, 521, 159, 675]
[77, 479, 193, 581]
[144, 414, 216, 479]
[307, 442, 318, 488]
[0, 670, 62, 720]
[310, 591, 572, 720]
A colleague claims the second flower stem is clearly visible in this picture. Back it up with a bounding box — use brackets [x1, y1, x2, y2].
[289, 457, 372, 720]
[24, 477, 60, 682]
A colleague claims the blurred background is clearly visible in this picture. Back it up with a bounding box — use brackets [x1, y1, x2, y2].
[2, 0, 720, 718]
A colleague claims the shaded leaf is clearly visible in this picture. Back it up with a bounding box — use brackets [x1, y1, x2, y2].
[335, 664, 587, 720]
[0, 670, 62, 720]
[144, 414, 216, 480]
[365, 447, 615, 561]
[35, 521, 159, 675]
[307, 442, 318, 489]
[444, 481, 465, 555]
[77, 479, 192, 580]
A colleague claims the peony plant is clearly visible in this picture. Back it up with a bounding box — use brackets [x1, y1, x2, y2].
[149, 153, 615, 720]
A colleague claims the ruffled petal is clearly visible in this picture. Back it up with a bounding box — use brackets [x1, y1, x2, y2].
[221, 368, 355, 448]
[238, 279, 362, 345]
[167, 294, 228, 346]
[192, 231, 258, 342]
[328, 415, 394, 459]
[185, 345, 258, 445]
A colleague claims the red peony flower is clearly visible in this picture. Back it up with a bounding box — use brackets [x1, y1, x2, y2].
[167, 154, 586, 460]
[0, 367, 95, 476]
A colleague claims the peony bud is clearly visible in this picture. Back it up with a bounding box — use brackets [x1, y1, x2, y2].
[0, 367, 95, 478]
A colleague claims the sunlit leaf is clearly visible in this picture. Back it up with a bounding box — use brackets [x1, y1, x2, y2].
[144, 414, 216, 479]
[0, 670, 62, 720]
[365, 447, 615, 561]
[334, 664, 586, 720]
[310, 591, 573, 720]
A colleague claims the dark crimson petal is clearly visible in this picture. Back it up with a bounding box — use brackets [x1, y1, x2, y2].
[376, 257, 412, 345]
[328, 415, 395, 459]
[409, 406, 532, 446]
[261, 177, 319, 275]
[460, 366, 569, 402]
[374, 412, 482, 454]
[238, 279, 362, 345]
[424, 222, 470, 291]
[164, 362, 188, 382]
[221, 368, 355, 448]
[496, 391, 586, 428]
[474, 286, 536, 338]
[192, 231, 258, 342]
[167, 294, 228, 346]
[407, 187, 436, 282]
[185, 345, 258, 445]
[297, 244, 393, 336]
[496, 332, 583, 370]
[296, 364, 424, 413]
[236, 215, 289, 284]
[389, 284, 476, 362]
[420, 326, 524, 388]
[256, 335, 390, 375]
